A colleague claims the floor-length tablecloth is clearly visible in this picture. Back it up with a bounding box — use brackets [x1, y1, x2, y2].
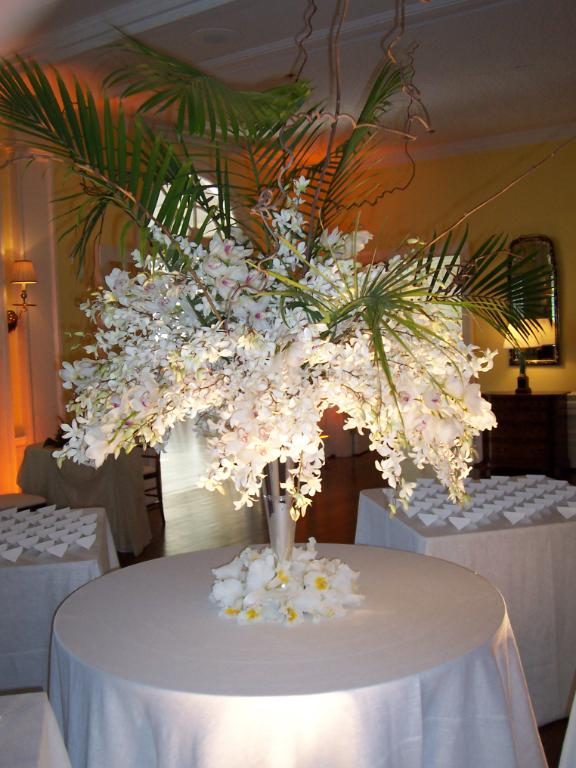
[356, 484, 576, 725]
[0, 507, 119, 690]
[0, 692, 72, 768]
[50, 545, 546, 768]
[18, 444, 151, 555]
[559, 694, 576, 768]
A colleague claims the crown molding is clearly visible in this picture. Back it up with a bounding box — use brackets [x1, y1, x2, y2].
[27, 0, 237, 60]
[28, 0, 514, 64]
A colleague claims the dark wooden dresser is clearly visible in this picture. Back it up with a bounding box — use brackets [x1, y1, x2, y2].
[481, 393, 569, 479]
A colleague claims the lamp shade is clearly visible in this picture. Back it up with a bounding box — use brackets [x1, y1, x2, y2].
[503, 319, 555, 349]
[10, 259, 37, 285]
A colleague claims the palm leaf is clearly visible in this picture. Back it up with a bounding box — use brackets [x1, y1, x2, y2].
[105, 36, 310, 141]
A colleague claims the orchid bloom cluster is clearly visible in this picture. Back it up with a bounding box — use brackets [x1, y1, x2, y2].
[211, 538, 363, 624]
[56, 177, 496, 516]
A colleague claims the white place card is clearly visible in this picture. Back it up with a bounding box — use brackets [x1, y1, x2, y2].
[77, 523, 97, 536]
[557, 506, 576, 519]
[18, 534, 39, 547]
[59, 531, 80, 543]
[33, 540, 53, 552]
[503, 510, 526, 525]
[463, 511, 484, 523]
[0, 507, 17, 518]
[0, 546, 23, 562]
[79, 513, 98, 524]
[449, 516, 471, 530]
[47, 542, 69, 558]
[76, 534, 96, 549]
[36, 505, 57, 514]
[418, 512, 439, 527]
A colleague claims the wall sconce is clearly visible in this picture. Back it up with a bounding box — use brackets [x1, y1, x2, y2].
[6, 259, 37, 332]
[503, 319, 555, 394]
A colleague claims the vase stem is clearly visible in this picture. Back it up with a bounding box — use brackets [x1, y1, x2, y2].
[261, 459, 296, 561]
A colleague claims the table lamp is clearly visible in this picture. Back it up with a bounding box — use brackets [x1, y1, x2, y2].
[503, 319, 555, 394]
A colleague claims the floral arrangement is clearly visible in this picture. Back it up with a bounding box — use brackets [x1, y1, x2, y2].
[57, 177, 497, 517]
[211, 538, 363, 624]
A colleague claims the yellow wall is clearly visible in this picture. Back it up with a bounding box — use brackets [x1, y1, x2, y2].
[357, 139, 576, 393]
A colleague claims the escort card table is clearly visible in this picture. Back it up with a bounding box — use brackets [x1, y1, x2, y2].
[356, 476, 576, 726]
[0, 692, 72, 768]
[17, 444, 151, 555]
[0, 505, 119, 691]
[50, 545, 545, 768]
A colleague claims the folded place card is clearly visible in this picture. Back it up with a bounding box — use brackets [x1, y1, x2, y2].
[463, 511, 484, 523]
[503, 510, 526, 525]
[557, 506, 576, 519]
[77, 523, 97, 536]
[59, 531, 80, 543]
[36, 504, 57, 514]
[0, 507, 17, 518]
[79, 513, 98, 524]
[17, 534, 40, 547]
[76, 534, 96, 550]
[403, 506, 421, 518]
[449, 516, 472, 530]
[418, 512, 439, 527]
[435, 507, 454, 520]
[0, 542, 7, 552]
[47, 542, 69, 558]
[0, 546, 23, 562]
[33, 540, 53, 552]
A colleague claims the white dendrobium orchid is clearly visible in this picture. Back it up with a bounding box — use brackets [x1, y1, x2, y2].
[55, 177, 498, 519]
[210, 539, 363, 625]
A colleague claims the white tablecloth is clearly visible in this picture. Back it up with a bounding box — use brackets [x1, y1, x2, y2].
[50, 545, 545, 768]
[0, 507, 119, 691]
[356, 481, 576, 725]
[0, 692, 71, 768]
[559, 694, 576, 768]
[18, 444, 151, 555]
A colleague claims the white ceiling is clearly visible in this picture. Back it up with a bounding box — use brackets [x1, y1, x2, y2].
[6, 0, 576, 155]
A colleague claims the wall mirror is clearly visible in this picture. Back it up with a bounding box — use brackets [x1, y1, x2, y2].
[508, 235, 560, 366]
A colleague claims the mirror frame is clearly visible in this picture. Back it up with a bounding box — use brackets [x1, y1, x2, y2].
[508, 234, 560, 367]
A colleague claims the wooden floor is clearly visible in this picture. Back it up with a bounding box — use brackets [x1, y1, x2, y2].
[122, 423, 569, 767]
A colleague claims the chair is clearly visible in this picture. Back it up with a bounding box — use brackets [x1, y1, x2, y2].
[141, 447, 165, 527]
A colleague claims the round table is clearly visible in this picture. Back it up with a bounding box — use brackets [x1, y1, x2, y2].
[49, 545, 546, 768]
[0, 492, 46, 510]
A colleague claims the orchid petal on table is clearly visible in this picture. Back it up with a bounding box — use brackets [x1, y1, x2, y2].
[210, 539, 364, 625]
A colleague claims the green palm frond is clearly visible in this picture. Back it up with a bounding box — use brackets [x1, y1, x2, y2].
[105, 36, 310, 141]
[0, 56, 240, 265]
